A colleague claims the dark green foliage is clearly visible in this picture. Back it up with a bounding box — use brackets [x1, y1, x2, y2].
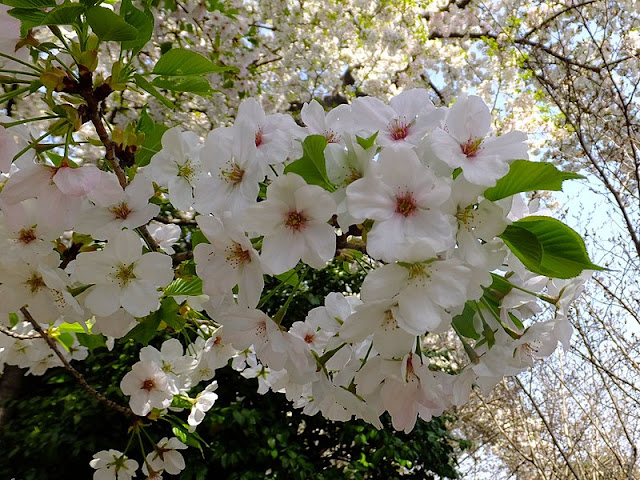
[0, 261, 467, 479]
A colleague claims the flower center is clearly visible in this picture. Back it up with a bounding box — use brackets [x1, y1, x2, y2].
[285, 210, 308, 231]
[25, 273, 46, 294]
[141, 379, 155, 392]
[388, 117, 410, 141]
[255, 128, 263, 147]
[382, 309, 399, 331]
[177, 160, 196, 182]
[395, 193, 417, 217]
[113, 263, 136, 287]
[303, 333, 315, 344]
[323, 129, 340, 144]
[226, 241, 252, 266]
[109, 202, 132, 220]
[221, 162, 245, 186]
[18, 227, 37, 244]
[461, 138, 483, 157]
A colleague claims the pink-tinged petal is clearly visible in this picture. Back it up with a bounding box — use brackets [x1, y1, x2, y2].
[301, 222, 336, 268]
[366, 216, 406, 262]
[0, 126, 19, 173]
[346, 175, 395, 220]
[53, 165, 101, 196]
[479, 131, 529, 161]
[460, 156, 510, 187]
[267, 173, 306, 206]
[237, 98, 266, 126]
[395, 291, 444, 335]
[446, 95, 492, 143]
[361, 263, 407, 302]
[261, 230, 306, 274]
[196, 214, 224, 241]
[373, 148, 423, 188]
[84, 284, 121, 317]
[294, 185, 336, 222]
[87, 170, 124, 206]
[109, 229, 143, 266]
[121, 281, 161, 317]
[350, 96, 395, 136]
[429, 128, 468, 169]
[389, 88, 434, 119]
[74, 251, 117, 284]
[136, 252, 174, 287]
[242, 199, 288, 234]
[237, 263, 264, 309]
[168, 176, 194, 211]
[0, 164, 53, 204]
[301, 100, 328, 133]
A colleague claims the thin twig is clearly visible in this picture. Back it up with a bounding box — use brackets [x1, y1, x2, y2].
[20, 307, 136, 418]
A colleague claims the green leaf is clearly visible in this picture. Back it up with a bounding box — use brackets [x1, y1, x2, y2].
[41, 4, 85, 26]
[120, 0, 154, 53]
[484, 160, 584, 201]
[500, 216, 604, 278]
[76, 332, 107, 352]
[452, 303, 480, 339]
[57, 322, 87, 334]
[122, 311, 162, 345]
[165, 277, 203, 297]
[152, 75, 213, 95]
[2, 0, 56, 8]
[283, 135, 334, 189]
[9, 7, 47, 33]
[133, 74, 175, 110]
[275, 269, 299, 287]
[152, 48, 231, 76]
[135, 107, 169, 166]
[56, 332, 75, 351]
[190, 230, 209, 249]
[86, 6, 139, 41]
[355, 132, 377, 150]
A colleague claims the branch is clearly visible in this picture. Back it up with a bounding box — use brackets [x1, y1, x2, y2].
[20, 307, 135, 418]
[515, 376, 582, 480]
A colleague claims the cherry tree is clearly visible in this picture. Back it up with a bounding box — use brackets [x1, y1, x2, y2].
[0, 1, 603, 478]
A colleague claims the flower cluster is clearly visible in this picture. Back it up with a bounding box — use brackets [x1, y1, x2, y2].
[0, 86, 591, 472]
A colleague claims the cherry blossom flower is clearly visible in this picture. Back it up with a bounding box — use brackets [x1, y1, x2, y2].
[243, 173, 336, 274]
[235, 98, 305, 168]
[90, 449, 139, 480]
[120, 360, 174, 416]
[195, 122, 264, 216]
[430, 95, 528, 187]
[147, 127, 205, 211]
[346, 148, 455, 261]
[187, 381, 218, 427]
[77, 174, 159, 239]
[301, 100, 351, 144]
[74, 229, 174, 318]
[194, 212, 264, 308]
[142, 437, 187, 476]
[348, 88, 444, 148]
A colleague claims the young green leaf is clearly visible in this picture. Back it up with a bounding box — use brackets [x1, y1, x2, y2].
[152, 75, 214, 95]
[483, 160, 584, 201]
[283, 135, 334, 190]
[152, 48, 231, 76]
[133, 74, 175, 110]
[500, 216, 604, 278]
[42, 4, 85, 26]
[86, 6, 139, 41]
[120, 0, 154, 53]
[135, 107, 169, 166]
